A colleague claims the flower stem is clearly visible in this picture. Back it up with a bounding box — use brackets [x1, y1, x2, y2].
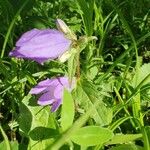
[76, 49, 80, 79]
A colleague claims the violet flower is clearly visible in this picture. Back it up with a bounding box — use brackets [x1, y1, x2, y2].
[9, 28, 72, 64]
[29, 77, 75, 112]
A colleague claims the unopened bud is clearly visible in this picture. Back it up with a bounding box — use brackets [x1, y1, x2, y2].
[56, 19, 77, 40]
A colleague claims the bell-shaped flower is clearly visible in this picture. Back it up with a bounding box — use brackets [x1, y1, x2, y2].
[9, 28, 72, 64]
[29, 77, 75, 112]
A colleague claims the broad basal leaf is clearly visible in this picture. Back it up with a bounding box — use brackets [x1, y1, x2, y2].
[18, 95, 58, 149]
[71, 126, 114, 146]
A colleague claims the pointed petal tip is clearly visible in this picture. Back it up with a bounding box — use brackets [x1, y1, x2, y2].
[9, 51, 13, 56]
[37, 98, 56, 106]
[51, 99, 62, 112]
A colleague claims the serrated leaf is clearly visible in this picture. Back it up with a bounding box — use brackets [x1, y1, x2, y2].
[75, 78, 112, 125]
[67, 48, 78, 80]
[71, 126, 113, 146]
[61, 89, 75, 131]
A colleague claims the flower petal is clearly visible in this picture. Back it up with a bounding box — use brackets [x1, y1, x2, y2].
[58, 77, 76, 91]
[37, 78, 54, 86]
[9, 29, 72, 64]
[51, 98, 62, 112]
[37, 92, 55, 105]
[29, 79, 54, 94]
[16, 29, 40, 46]
[29, 76, 76, 112]
[54, 85, 63, 99]
[9, 48, 50, 64]
[29, 86, 49, 95]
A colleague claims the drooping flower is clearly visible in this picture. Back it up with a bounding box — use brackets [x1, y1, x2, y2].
[29, 77, 75, 112]
[9, 28, 72, 64]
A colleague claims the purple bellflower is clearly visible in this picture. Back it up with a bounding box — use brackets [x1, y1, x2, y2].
[29, 77, 75, 112]
[9, 27, 72, 64]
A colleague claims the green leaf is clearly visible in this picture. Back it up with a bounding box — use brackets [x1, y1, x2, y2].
[108, 144, 144, 150]
[61, 89, 75, 131]
[106, 134, 142, 145]
[142, 126, 150, 150]
[18, 95, 57, 149]
[18, 101, 32, 135]
[23, 16, 47, 29]
[29, 127, 58, 141]
[0, 141, 19, 150]
[67, 48, 78, 80]
[10, 141, 19, 150]
[71, 126, 113, 146]
[75, 78, 112, 125]
[132, 63, 150, 87]
[76, 0, 94, 36]
[0, 126, 11, 150]
[0, 142, 7, 150]
[87, 66, 98, 80]
[109, 116, 132, 131]
[145, 126, 150, 144]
